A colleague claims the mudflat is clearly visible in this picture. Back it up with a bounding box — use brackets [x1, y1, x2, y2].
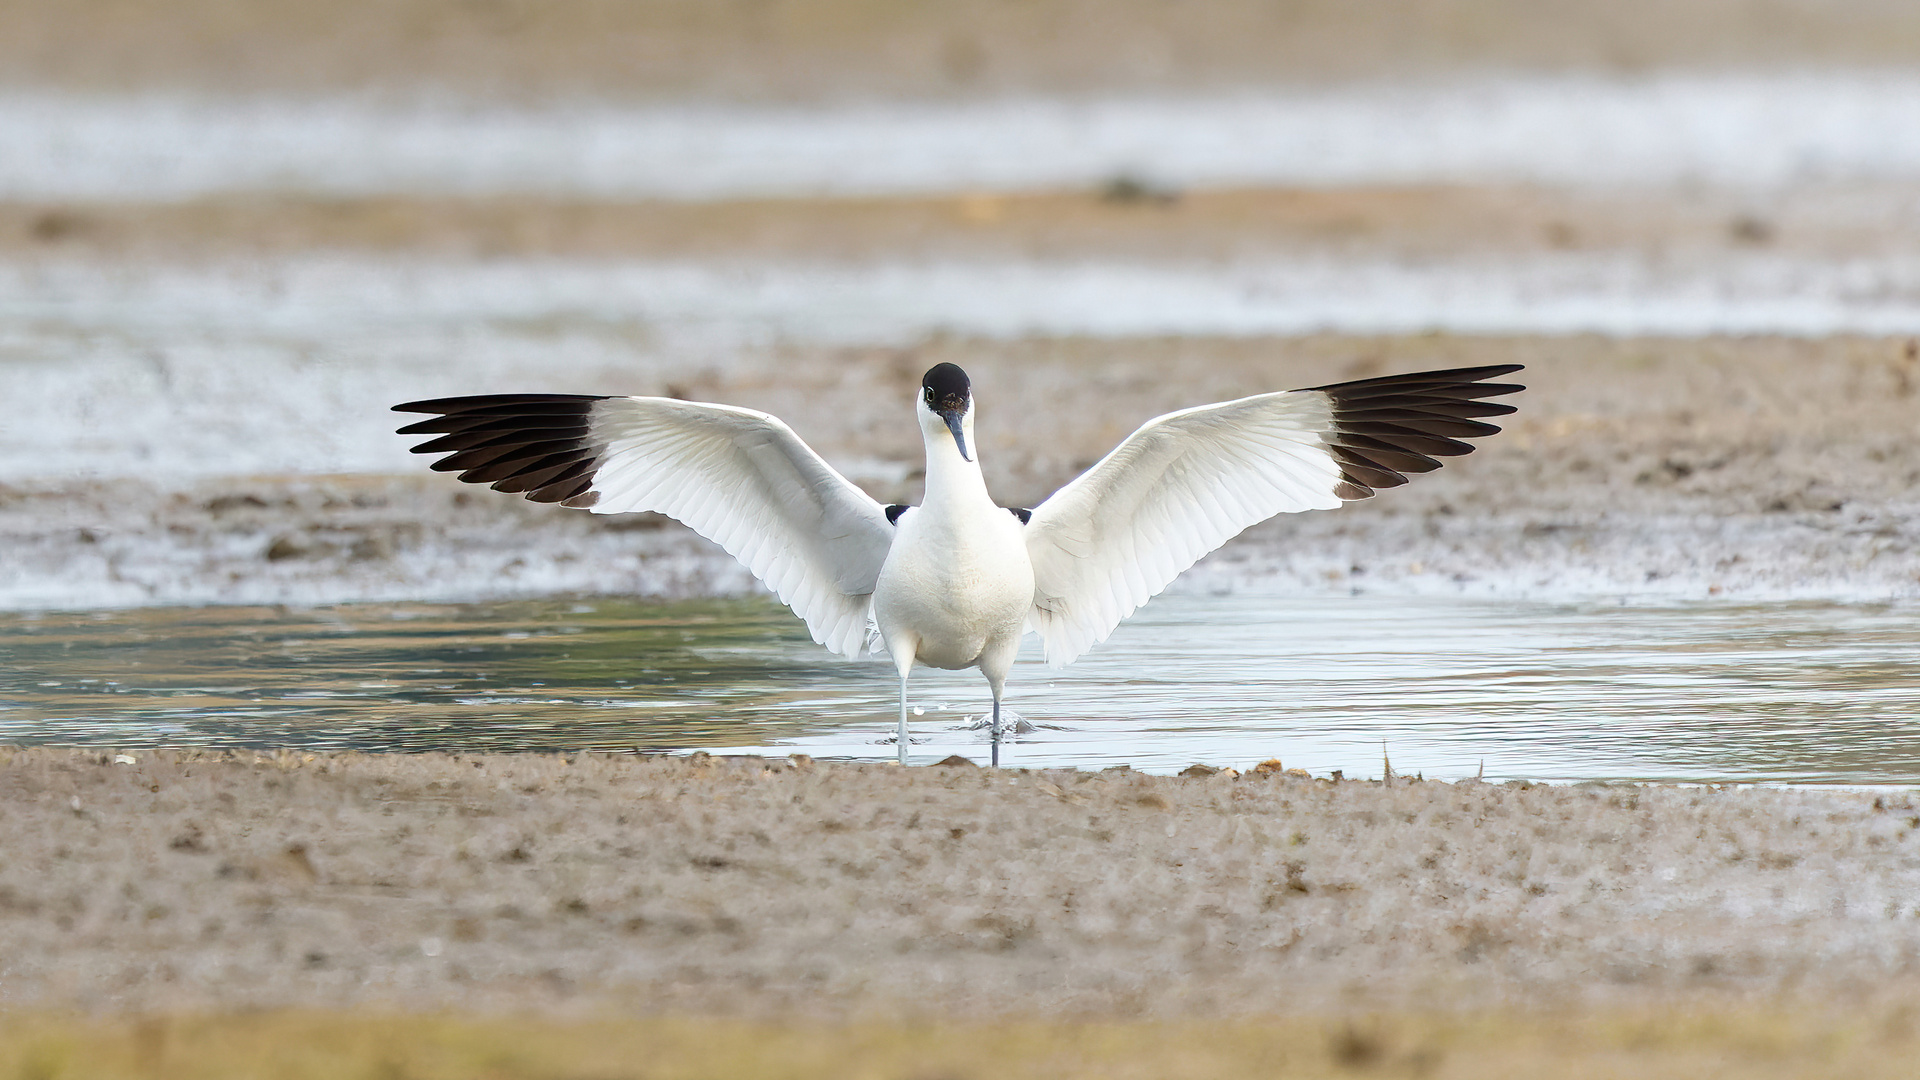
[3, 747, 1916, 1020]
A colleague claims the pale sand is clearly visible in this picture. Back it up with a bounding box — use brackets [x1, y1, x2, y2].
[2, 748, 1916, 1018]
[6, 0, 1920, 98]
[10, 185, 1919, 263]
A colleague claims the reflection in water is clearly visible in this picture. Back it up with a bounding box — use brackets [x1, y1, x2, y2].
[1, 595, 1917, 783]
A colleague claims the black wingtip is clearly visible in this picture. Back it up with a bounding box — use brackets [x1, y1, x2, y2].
[1308, 366, 1525, 501]
[392, 394, 612, 506]
[1305, 363, 1525, 397]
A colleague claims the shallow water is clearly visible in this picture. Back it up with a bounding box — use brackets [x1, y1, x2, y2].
[2, 594, 1917, 783]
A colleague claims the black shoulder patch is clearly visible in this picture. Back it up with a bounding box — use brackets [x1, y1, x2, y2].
[1007, 507, 1032, 524]
[886, 504, 911, 524]
[392, 394, 613, 506]
[1300, 365, 1524, 501]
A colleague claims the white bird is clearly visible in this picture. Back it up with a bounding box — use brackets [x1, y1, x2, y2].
[395, 362, 1522, 765]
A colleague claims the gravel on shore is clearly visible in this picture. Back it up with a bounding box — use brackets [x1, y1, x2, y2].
[3, 747, 1916, 1019]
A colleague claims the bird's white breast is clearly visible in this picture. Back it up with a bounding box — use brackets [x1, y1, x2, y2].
[874, 504, 1033, 670]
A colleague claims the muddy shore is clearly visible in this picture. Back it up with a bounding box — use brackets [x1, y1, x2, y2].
[2, 747, 1917, 1019]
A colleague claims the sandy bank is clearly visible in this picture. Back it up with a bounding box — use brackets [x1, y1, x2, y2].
[11, 184, 1920, 262]
[2, 747, 1916, 1018]
[9, 0, 1920, 100]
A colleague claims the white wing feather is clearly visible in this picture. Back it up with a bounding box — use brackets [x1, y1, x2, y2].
[1024, 390, 1343, 667]
[586, 398, 894, 658]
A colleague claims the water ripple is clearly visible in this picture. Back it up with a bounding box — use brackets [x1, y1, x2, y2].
[3, 595, 1918, 782]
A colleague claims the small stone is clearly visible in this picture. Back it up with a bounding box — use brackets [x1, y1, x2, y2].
[277, 843, 320, 884]
[1179, 764, 1219, 778]
[30, 210, 87, 242]
[1098, 173, 1180, 205]
[932, 755, 977, 768]
[1729, 213, 1774, 244]
[203, 494, 269, 515]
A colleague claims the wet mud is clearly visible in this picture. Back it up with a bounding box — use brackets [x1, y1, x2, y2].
[2, 748, 1916, 1018]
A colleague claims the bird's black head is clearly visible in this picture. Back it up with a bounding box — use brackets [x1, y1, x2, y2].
[922, 363, 970, 415]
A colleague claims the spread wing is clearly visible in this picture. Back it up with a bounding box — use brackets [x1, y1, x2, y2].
[393, 394, 895, 658]
[1024, 365, 1523, 667]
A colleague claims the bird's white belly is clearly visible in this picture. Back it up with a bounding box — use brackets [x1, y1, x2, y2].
[874, 513, 1033, 670]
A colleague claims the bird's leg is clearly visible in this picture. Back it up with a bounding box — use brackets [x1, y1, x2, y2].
[979, 642, 1016, 770]
[890, 642, 916, 766]
[897, 671, 911, 766]
[984, 667, 1010, 769]
[990, 696, 1001, 768]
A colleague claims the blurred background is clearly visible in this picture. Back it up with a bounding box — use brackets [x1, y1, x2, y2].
[4, 0, 1920, 609]
[10, 0, 1920, 97]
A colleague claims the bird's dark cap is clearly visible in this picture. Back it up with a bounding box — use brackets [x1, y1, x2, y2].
[922, 363, 970, 412]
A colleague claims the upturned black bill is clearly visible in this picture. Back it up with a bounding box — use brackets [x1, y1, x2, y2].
[940, 410, 971, 462]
